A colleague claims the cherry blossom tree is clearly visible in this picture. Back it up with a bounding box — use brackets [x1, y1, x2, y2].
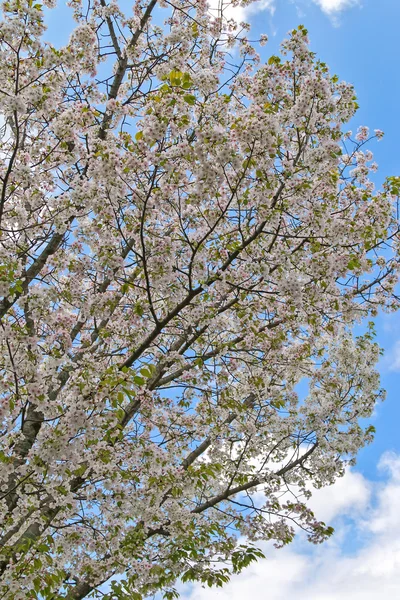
[0, 0, 399, 598]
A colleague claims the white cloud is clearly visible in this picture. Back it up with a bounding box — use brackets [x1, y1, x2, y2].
[308, 469, 371, 523]
[183, 453, 400, 600]
[311, 0, 359, 15]
[366, 452, 400, 535]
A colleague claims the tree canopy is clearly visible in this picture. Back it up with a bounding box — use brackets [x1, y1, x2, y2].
[0, 0, 399, 598]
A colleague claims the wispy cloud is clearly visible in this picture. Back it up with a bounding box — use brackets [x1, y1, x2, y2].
[386, 340, 400, 371]
[311, 0, 360, 15]
[206, 0, 360, 25]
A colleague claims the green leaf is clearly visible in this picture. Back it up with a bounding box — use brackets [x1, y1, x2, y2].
[169, 70, 183, 86]
[347, 256, 361, 271]
[134, 302, 144, 316]
[183, 94, 196, 105]
[116, 408, 125, 421]
[73, 464, 87, 477]
[268, 55, 281, 66]
[0, 450, 11, 464]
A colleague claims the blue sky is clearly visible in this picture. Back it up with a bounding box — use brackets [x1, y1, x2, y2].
[43, 0, 400, 596]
